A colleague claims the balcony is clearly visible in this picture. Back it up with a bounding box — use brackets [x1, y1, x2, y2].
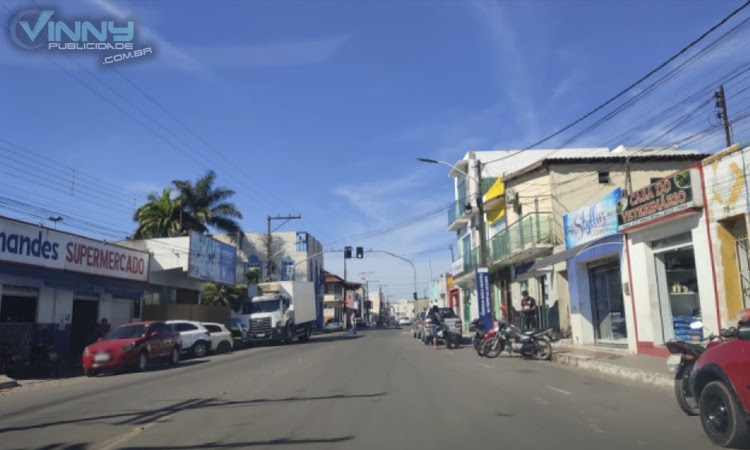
[452, 246, 481, 280]
[489, 213, 553, 266]
[447, 199, 472, 231]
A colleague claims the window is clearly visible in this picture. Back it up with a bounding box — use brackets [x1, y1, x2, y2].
[157, 323, 174, 335]
[204, 325, 222, 333]
[598, 171, 610, 184]
[174, 323, 198, 332]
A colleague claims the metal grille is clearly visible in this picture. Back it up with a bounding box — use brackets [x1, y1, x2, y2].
[250, 317, 272, 333]
[0, 323, 34, 360]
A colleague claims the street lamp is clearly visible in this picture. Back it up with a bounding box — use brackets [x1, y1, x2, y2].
[48, 216, 63, 229]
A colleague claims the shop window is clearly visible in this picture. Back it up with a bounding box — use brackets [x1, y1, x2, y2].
[655, 246, 701, 343]
[0, 295, 37, 323]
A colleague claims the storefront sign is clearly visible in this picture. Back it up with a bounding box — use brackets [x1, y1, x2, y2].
[188, 231, 237, 285]
[476, 267, 492, 331]
[617, 169, 703, 230]
[452, 258, 464, 276]
[0, 216, 149, 281]
[564, 188, 621, 249]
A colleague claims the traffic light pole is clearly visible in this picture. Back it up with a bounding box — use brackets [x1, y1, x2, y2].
[365, 250, 418, 319]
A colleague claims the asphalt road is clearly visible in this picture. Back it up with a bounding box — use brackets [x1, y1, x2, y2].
[0, 328, 720, 450]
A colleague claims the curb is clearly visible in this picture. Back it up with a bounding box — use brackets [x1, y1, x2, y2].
[0, 375, 19, 390]
[551, 352, 672, 389]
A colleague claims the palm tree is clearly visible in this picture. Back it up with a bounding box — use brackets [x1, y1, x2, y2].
[172, 170, 243, 236]
[132, 188, 185, 239]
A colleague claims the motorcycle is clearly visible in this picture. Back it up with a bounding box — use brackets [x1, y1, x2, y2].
[483, 322, 554, 361]
[475, 320, 503, 357]
[666, 321, 734, 416]
[469, 319, 486, 354]
[434, 323, 459, 349]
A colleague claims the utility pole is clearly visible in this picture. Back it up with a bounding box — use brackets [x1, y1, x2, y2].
[474, 158, 494, 317]
[716, 85, 733, 147]
[266, 214, 302, 281]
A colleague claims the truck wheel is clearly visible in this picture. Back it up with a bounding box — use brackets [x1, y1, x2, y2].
[699, 381, 750, 447]
[285, 324, 295, 344]
[298, 326, 311, 343]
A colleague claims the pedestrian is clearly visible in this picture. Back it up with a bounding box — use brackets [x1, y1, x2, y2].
[428, 305, 441, 349]
[349, 315, 358, 334]
[521, 291, 537, 331]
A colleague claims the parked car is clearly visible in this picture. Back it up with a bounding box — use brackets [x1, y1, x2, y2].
[413, 312, 426, 339]
[166, 320, 212, 358]
[422, 308, 462, 345]
[324, 318, 344, 332]
[201, 323, 234, 354]
[355, 318, 366, 328]
[81, 321, 180, 376]
[690, 318, 750, 447]
[398, 317, 412, 326]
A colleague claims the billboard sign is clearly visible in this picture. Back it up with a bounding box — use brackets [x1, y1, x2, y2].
[188, 232, 236, 285]
[476, 267, 492, 331]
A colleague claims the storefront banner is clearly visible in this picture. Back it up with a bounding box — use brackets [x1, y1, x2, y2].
[564, 188, 621, 249]
[0, 216, 149, 281]
[617, 169, 703, 230]
[476, 267, 492, 331]
[452, 258, 464, 276]
[188, 231, 237, 285]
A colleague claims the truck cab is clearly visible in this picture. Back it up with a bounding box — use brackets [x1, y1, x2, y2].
[232, 281, 316, 345]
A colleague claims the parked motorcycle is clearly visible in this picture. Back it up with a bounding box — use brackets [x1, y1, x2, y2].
[469, 319, 487, 355]
[666, 321, 735, 416]
[483, 322, 554, 361]
[435, 323, 461, 349]
[475, 320, 503, 357]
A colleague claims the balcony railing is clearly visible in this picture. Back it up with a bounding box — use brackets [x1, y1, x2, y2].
[447, 199, 468, 227]
[489, 213, 552, 262]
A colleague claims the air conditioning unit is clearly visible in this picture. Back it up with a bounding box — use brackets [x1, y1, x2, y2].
[505, 188, 518, 204]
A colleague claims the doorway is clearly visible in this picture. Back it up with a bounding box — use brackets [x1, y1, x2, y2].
[589, 262, 627, 346]
[70, 299, 99, 358]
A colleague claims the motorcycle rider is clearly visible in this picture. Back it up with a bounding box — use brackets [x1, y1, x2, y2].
[428, 305, 442, 349]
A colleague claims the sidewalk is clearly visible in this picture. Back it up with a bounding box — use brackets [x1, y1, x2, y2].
[551, 340, 672, 388]
[0, 375, 18, 389]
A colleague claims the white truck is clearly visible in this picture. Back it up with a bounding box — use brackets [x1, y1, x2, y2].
[232, 281, 317, 345]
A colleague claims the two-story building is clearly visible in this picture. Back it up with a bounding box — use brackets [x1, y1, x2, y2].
[322, 271, 361, 327]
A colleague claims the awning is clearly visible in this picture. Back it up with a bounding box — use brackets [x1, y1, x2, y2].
[526, 246, 582, 272]
[518, 236, 624, 279]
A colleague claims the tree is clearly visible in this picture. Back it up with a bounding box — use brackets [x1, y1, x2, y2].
[132, 188, 185, 239]
[202, 283, 247, 312]
[172, 170, 243, 236]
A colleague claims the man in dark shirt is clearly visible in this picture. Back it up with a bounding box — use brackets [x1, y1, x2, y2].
[428, 306, 441, 349]
[521, 291, 537, 331]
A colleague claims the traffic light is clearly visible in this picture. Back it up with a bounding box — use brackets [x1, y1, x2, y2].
[413, 292, 417, 301]
[344, 246, 352, 259]
[356, 246, 364, 259]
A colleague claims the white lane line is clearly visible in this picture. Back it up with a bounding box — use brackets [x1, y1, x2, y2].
[545, 385, 573, 396]
[478, 363, 492, 369]
[534, 397, 550, 405]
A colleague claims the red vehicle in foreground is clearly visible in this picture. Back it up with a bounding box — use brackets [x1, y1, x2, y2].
[690, 316, 750, 448]
[82, 321, 181, 377]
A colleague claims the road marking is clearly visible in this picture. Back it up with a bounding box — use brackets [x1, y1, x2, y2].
[95, 411, 176, 450]
[534, 397, 550, 405]
[478, 363, 492, 369]
[545, 385, 572, 396]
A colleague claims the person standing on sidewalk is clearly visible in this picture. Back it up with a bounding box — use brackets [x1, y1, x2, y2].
[349, 315, 358, 334]
[521, 291, 537, 331]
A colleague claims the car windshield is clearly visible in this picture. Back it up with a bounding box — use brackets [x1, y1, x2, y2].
[104, 324, 146, 340]
[243, 299, 280, 314]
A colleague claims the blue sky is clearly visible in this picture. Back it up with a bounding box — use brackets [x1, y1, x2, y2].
[0, 0, 746, 300]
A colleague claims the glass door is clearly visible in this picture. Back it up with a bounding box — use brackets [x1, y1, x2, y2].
[589, 263, 627, 346]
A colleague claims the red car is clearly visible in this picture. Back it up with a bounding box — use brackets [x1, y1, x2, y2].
[82, 321, 181, 376]
[690, 319, 750, 447]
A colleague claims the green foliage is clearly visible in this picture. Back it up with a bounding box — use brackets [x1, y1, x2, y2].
[202, 282, 248, 312]
[133, 170, 243, 239]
